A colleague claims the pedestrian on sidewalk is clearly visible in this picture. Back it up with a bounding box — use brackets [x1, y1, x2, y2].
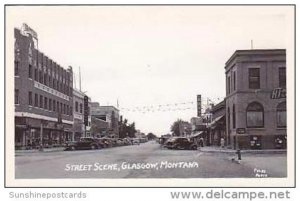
[220, 138, 225, 149]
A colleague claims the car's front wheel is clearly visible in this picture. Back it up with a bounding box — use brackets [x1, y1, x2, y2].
[90, 144, 97, 150]
[191, 145, 198, 150]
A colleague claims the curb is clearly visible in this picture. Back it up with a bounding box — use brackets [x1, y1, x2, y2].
[199, 149, 287, 154]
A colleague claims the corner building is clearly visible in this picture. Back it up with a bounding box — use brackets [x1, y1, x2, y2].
[14, 24, 74, 149]
[225, 49, 286, 149]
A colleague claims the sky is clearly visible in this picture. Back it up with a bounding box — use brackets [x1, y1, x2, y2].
[8, 6, 291, 136]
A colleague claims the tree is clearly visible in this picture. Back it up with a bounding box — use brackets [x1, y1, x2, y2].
[118, 118, 136, 138]
[170, 119, 192, 136]
[146, 132, 157, 140]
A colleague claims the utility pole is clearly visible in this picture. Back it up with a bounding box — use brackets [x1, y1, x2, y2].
[251, 39, 253, 49]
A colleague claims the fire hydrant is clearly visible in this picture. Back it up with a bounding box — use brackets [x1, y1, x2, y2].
[236, 149, 242, 161]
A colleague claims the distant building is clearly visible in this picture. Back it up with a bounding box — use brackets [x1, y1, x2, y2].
[225, 49, 286, 149]
[90, 116, 109, 137]
[14, 24, 74, 149]
[90, 102, 119, 138]
[72, 89, 91, 141]
[207, 100, 225, 146]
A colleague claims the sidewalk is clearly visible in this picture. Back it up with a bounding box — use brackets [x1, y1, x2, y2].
[15, 147, 65, 154]
[198, 146, 287, 154]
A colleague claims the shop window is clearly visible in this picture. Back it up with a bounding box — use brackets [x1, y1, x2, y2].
[246, 102, 264, 128]
[277, 101, 286, 128]
[15, 89, 19, 104]
[250, 135, 262, 150]
[249, 68, 260, 89]
[279, 67, 286, 88]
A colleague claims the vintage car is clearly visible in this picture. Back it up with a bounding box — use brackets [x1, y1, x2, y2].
[65, 137, 100, 151]
[164, 137, 198, 150]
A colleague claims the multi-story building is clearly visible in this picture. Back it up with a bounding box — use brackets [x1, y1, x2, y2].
[72, 89, 91, 141]
[90, 102, 120, 138]
[225, 49, 286, 149]
[14, 24, 74, 149]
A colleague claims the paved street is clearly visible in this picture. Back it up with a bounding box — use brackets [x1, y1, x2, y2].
[15, 141, 287, 179]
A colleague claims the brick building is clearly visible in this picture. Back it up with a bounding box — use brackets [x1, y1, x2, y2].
[90, 102, 120, 138]
[14, 24, 74, 149]
[72, 89, 92, 141]
[225, 49, 286, 149]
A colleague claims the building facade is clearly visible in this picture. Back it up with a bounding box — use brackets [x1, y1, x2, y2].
[72, 89, 91, 141]
[225, 49, 286, 149]
[208, 100, 225, 146]
[90, 102, 120, 138]
[14, 24, 74, 149]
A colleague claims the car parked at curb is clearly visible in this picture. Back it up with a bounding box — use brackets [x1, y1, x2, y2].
[164, 137, 198, 150]
[65, 137, 100, 151]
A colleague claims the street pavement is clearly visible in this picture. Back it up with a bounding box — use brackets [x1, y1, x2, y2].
[15, 141, 287, 179]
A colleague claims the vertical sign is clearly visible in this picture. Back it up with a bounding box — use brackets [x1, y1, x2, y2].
[197, 95, 202, 117]
[84, 95, 89, 126]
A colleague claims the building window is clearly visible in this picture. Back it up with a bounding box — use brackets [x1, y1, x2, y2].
[75, 101, 78, 112]
[80, 103, 83, 113]
[15, 61, 19, 76]
[28, 91, 32, 106]
[28, 64, 32, 79]
[34, 68, 38, 81]
[64, 104, 66, 114]
[277, 102, 286, 128]
[248, 68, 260, 89]
[49, 98, 52, 111]
[232, 104, 236, 129]
[60, 103, 63, 113]
[39, 95, 43, 108]
[70, 106, 73, 116]
[279, 67, 286, 88]
[34, 93, 38, 107]
[53, 100, 56, 112]
[44, 97, 48, 110]
[39, 70, 43, 83]
[246, 102, 264, 128]
[227, 76, 231, 94]
[57, 102, 60, 113]
[233, 71, 236, 91]
[15, 89, 19, 104]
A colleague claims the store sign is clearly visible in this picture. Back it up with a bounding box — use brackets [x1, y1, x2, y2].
[197, 95, 201, 117]
[236, 128, 246, 134]
[271, 88, 286, 99]
[84, 95, 89, 126]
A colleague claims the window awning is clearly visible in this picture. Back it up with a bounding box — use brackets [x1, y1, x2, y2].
[190, 131, 204, 138]
[208, 115, 225, 128]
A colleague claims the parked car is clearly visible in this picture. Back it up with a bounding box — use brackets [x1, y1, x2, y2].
[164, 137, 198, 150]
[65, 137, 100, 151]
[132, 138, 140, 145]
